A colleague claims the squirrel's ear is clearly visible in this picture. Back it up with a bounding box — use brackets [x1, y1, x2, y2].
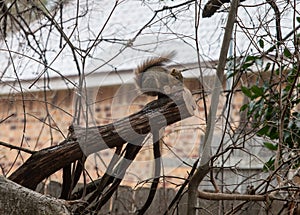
[170, 69, 183, 81]
[170, 68, 176, 75]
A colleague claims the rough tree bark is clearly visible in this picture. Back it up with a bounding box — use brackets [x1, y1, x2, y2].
[0, 176, 70, 215]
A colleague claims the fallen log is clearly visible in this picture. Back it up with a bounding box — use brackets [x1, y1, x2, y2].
[9, 88, 196, 190]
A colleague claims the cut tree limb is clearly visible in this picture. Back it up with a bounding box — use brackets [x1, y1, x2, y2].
[9, 88, 196, 190]
[202, 0, 245, 18]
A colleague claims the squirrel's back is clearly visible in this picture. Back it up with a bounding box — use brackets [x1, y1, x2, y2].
[134, 51, 183, 96]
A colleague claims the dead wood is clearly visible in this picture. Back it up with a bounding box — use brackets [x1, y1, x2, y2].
[9, 88, 196, 190]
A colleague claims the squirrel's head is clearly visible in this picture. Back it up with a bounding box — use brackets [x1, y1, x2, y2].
[170, 69, 183, 83]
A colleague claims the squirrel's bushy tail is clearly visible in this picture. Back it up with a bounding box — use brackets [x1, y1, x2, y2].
[135, 51, 176, 77]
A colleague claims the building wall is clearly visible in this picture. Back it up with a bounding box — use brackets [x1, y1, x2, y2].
[0, 77, 247, 187]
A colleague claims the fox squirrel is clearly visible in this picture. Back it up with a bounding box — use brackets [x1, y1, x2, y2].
[134, 52, 183, 97]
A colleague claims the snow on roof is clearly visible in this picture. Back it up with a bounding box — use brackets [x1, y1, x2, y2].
[0, 0, 297, 93]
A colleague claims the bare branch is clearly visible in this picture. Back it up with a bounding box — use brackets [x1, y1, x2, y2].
[0, 141, 36, 154]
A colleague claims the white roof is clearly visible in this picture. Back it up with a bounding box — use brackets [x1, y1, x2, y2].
[0, 0, 297, 93]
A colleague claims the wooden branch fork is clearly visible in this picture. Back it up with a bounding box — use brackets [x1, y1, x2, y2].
[9, 88, 197, 190]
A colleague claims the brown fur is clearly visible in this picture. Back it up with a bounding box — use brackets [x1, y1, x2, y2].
[134, 51, 182, 96]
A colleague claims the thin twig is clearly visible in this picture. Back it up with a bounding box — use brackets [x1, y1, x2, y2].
[0, 141, 36, 154]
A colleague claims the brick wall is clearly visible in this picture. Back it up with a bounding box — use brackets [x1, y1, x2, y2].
[0, 77, 246, 186]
